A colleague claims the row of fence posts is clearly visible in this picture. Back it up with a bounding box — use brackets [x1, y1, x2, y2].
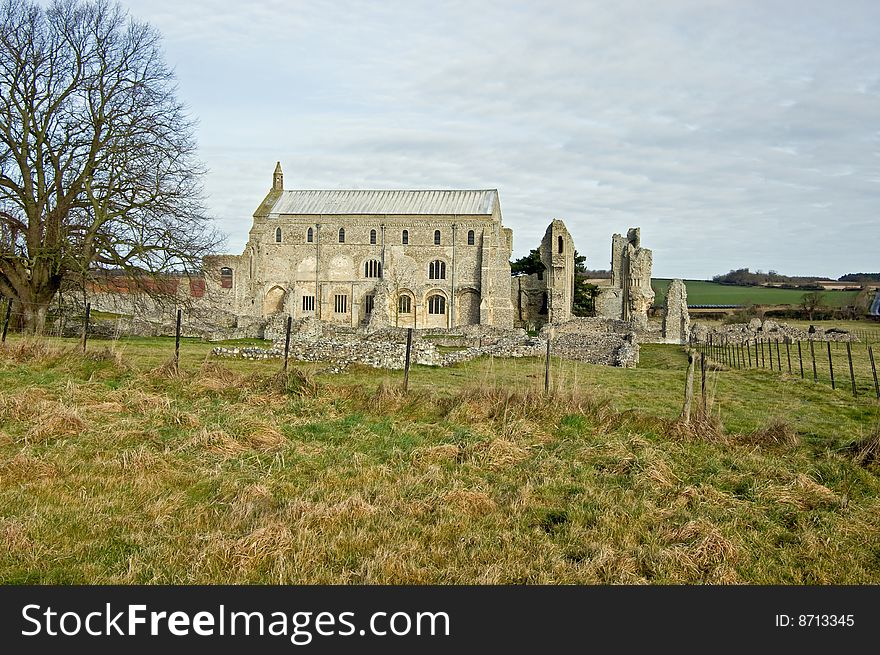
[0, 297, 187, 373]
[698, 333, 879, 400]
[281, 320, 558, 394]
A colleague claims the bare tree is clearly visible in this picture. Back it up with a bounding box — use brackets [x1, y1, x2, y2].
[800, 291, 824, 321]
[0, 0, 221, 333]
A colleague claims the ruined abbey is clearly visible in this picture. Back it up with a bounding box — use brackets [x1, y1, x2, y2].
[86, 162, 690, 367]
[199, 163, 660, 333]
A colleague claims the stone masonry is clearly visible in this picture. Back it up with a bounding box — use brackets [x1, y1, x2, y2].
[662, 279, 690, 344]
[595, 227, 654, 329]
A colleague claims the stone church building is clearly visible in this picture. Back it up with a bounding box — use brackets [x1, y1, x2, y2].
[205, 163, 517, 329]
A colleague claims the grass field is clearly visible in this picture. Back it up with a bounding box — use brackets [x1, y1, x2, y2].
[652, 279, 861, 308]
[1, 335, 879, 584]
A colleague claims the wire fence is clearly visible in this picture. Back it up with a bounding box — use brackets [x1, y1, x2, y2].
[3, 293, 880, 403]
[695, 333, 880, 401]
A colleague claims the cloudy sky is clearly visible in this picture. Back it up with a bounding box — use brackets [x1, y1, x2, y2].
[120, 0, 879, 279]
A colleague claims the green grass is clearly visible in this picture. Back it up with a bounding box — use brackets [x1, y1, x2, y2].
[0, 335, 879, 584]
[652, 279, 861, 308]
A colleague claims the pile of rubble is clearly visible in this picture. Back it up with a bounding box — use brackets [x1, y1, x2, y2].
[212, 317, 642, 370]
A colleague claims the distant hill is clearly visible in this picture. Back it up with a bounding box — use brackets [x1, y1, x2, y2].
[652, 279, 860, 308]
[839, 273, 880, 283]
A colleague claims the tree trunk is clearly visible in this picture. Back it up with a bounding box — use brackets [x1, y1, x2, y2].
[15, 280, 60, 336]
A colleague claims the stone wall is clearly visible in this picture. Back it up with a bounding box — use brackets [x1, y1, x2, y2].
[692, 319, 861, 344]
[662, 279, 690, 344]
[596, 227, 654, 329]
[212, 317, 641, 370]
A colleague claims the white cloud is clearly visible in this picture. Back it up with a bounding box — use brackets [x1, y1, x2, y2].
[119, 0, 880, 278]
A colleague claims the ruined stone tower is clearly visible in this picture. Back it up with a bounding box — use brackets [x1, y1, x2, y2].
[596, 227, 654, 329]
[540, 220, 575, 324]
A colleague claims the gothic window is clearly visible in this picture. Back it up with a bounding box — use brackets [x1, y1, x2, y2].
[302, 295, 315, 311]
[402, 229, 409, 245]
[370, 229, 377, 245]
[557, 235, 563, 253]
[540, 292, 548, 314]
[307, 227, 313, 243]
[364, 294, 375, 315]
[467, 230, 475, 245]
[334, 294, 348, 313]
[434, 229, 441, 245]
[364, 259, 382, 278]
[428, 260, 446, 280]
[275, 227, 282, 243]
[427, 294, 446, 315]
[338, 228, 345, 243]
[398, 294, 412, 314]
[220, 267, 233, 289]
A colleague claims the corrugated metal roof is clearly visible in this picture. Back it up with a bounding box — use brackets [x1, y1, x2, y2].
[268, 189, 497, 216]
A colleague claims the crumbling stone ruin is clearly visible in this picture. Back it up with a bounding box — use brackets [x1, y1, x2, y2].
[595, 228, 654, 330]
[512, 220, 575, 330]
[78, 162, 675, 369]
[662, 279, 690, 344]
[692, 318, 860, 345]
[213, 317, 641, 370]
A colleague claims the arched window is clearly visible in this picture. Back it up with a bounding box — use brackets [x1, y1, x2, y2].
[434, 229, 441, 245]
[220, 267, 233, 289]
[427, 294, 446, 315]
[402, 229, 409, 245]
[307, 227, 313, 243]
[467, 229, 475, 245]
[364, 259, 382, 278]
[364, 294, 375, 315]
[428, 260, 446, 280]
[398, 294, 412, 314]
[275, 227, 282, 243]
[339, 227, 345, 243]
[370, 229, 377, 245]
[557, 235, 563, 253]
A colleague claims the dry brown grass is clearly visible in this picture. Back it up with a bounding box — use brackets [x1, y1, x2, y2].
[765, 474, 840, 510]
[1, 337, 878, 584]
[736, 418, 800, 448]
[667, 410, 726, 444]
[0, 338, 67, 363]
[850, 428, 880, 468]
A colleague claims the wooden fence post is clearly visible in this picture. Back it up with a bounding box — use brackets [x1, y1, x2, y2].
[700, 351, 707, 412]
[81, 302, 91, 353]
[869, 346, 879, 400]
[403, 327, 413, 392]
[846, 341, 856, 397]
[797, 341, 804, 378]
[1, 298, 11, 343]
[544, 338, 551, 394]
[283, 315, 292, 372]
[760, 339, 766, 368]
[775, 339, 781, 373]
[747, 340, 752, 367]
[681, 350, 695, 424]
[827, 341, 835, 390]
[810, 339, 817, 382]
[174, 308, 182, 371]
[785, 339, 792, 374]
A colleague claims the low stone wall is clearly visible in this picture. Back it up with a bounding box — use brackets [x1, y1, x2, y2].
[212, 317, 642, 370]
[693, 319, 860, 345]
